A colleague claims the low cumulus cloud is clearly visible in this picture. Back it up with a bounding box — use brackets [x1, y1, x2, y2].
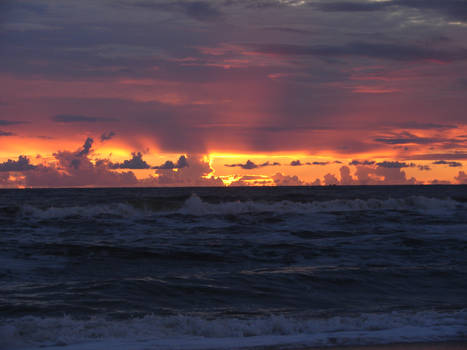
[52, 115, 118, 123]
[224, 160, 280, 170]
[153, 155, 223, 186]
[0, 156, 36, 172]
[349, 160, 375, 166]
[376, 161, 415, 168]
[154, 155, 189, 169]
[290, 160, 303, 166]
[321, 164, 418, 185]
[110, 152, 151, 169]
[0, 139, 227, 188]
[230, 175, 270, 186]
[272, 173, 304, 186]
[25, 138, 138, 187]
[433, 160, 463, 167]
[455, 171, 467, 184]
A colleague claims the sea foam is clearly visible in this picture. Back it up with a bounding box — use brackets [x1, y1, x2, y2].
[2, 310, 466, 350]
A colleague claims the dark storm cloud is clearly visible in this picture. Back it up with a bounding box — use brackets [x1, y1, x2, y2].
[0, 156, 36, 172]
[376, 161, 415, 168]
[255, 42, 467, 62]
[0, 131, 15, 136]
[110, 152, 151, 169]
[101, 131, 116, 142]
[129, 0, 222, 21]
[154, 155, 189, 170]
[433, 160, 463, 167]
[224, 160, 280, 169]
[52, 115, 119, 123]
[0, 120, 28, 126]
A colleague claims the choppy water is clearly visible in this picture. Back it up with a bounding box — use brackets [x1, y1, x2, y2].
[0, 186, 466, 349]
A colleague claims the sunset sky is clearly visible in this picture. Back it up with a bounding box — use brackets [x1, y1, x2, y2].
[1, 0, 467, 187]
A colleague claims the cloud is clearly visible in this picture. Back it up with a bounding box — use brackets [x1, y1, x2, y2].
[313, 1, 390, 12]
[272, 172, 304, 186]
[110, 152, 151, 169]
[396, 122, 458, 130]
[0, 119, 28, 126]
[311, 161, 330, 166]
[224, 160, 280, 169]
[433, 160, 463, 167]
[374, 132, 442, 145]
[254, 42, 467, 63]
[313, 0, 467, 22]
[455, 171, 467, 184]
[418, 165, 431, 171]
[349, 160, 375, 166]
[130, 1, 222, 22]
[263, 26, 312, 34]
[153, 155, 224, 186]
[229, 175, 270, 186]
[396, 0, 467, 22]
[0, 155, 36, 172]
[101, 131, 116, 142]
[290, 160, 303, 166]
[52, 115, 118, 123]
[154, 155, 189, 169]
[324, 173, 339, 186]
[75, 137, 94, 157]
[376, 161, 415, 168]
[22, 139, 138, 187]
[406, 153, 467, 160]
[322, 165, 418, 185]
[0, 130, 15, 136]
[339, 166, 355, 185]
[430, 179, 451, 185]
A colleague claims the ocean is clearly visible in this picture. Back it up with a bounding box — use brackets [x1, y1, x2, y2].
[0, 186, 466, 350]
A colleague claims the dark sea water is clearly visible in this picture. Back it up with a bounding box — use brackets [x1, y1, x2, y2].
[0, 186, 466, 350]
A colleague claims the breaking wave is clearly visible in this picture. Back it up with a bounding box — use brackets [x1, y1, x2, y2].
[179, 194, 463, 216]
[1, 310, 466, 350]
[14, 194, 464, 220]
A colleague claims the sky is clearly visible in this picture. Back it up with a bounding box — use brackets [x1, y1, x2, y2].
[1, 0, 467, 187]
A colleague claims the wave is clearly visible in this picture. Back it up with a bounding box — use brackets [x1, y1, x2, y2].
[20, 203, 144, 220]
[2, 310, 466, 350]
[14, 194, 463, 220]
[179, 194, 463, 216]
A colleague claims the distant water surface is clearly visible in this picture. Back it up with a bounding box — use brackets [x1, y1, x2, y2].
[0, 186, 466, 349]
